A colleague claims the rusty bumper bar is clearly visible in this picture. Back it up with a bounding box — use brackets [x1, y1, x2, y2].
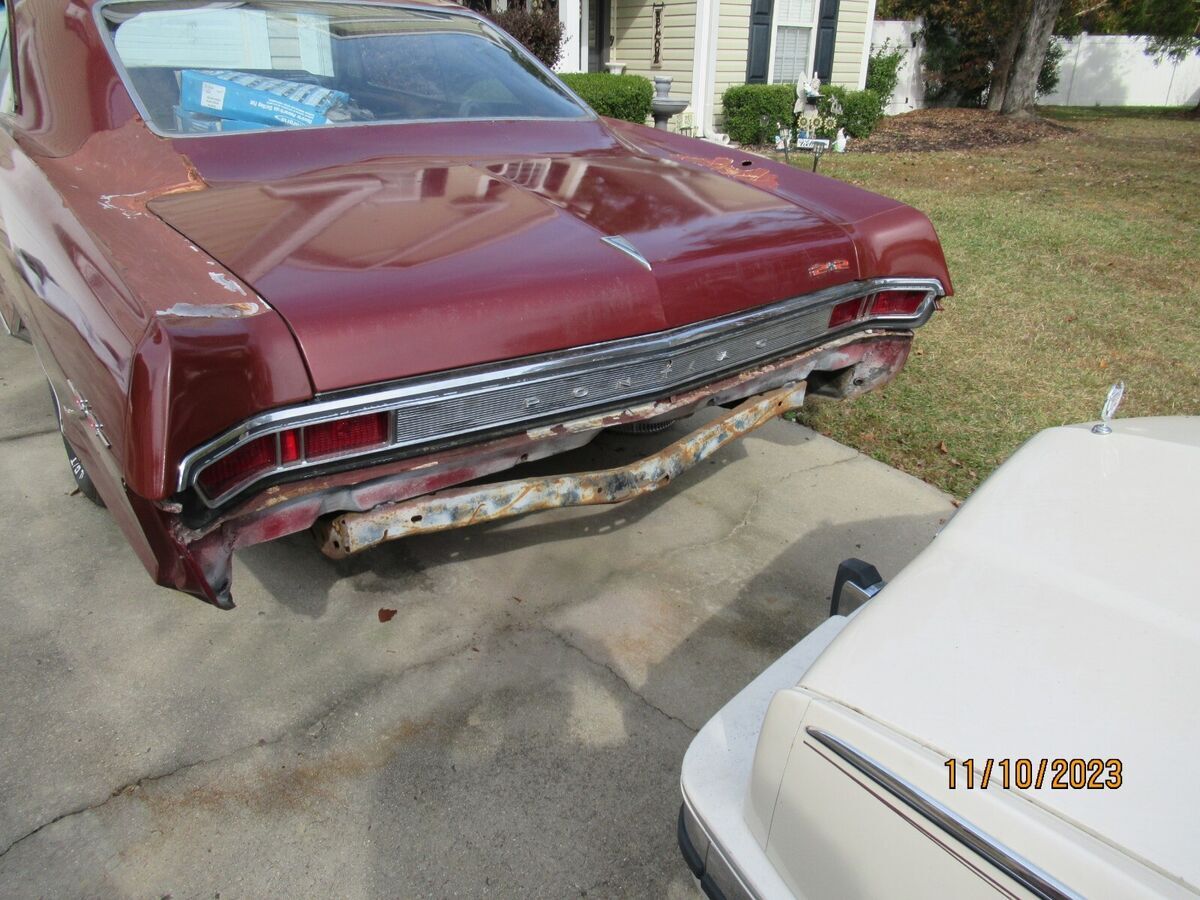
[316, 382, 807, 558]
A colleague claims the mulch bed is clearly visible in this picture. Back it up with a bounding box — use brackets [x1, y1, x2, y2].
[849, 107, 1072, 153]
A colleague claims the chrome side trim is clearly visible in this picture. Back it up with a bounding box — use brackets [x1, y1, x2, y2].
[806, 728, 1082, 900]
[601, 235, 652, 271]
[179, 276, 943, 505]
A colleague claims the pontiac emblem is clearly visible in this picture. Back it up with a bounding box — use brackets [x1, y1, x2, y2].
[807, 259, 850, 278]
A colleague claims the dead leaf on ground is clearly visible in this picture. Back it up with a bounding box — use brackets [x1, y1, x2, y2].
[378, 608, 397, 623]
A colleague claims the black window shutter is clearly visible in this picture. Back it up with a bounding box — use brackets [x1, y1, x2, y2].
[745, 0, 773, 84]
[813, 0, 839, 83]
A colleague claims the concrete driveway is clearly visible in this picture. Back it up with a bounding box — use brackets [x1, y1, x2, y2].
[0, 334, 953, 898]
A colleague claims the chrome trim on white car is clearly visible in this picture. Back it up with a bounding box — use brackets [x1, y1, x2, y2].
[806, 728, 1083, 900]
[180, 277, 943, 506]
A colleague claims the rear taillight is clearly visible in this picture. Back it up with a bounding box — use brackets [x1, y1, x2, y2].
[869, 290, 926, 317]
[280, 428, 302, 464]
[305, 412, 389, 459]
[197, 435, 276, 499]
[828, 298, 864, 329]
[195, 412, 391, 501]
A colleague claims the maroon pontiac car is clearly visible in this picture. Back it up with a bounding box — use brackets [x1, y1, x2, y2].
[0, 0, 951, 608]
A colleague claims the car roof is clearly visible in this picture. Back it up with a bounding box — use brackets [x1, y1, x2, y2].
[799, 416, 1200, 889]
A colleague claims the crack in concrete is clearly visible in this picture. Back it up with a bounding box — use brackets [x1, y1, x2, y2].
[0, 737, 264, 864]
[0, 631, 487, 864]
[542, 626, 699, 734]
[0, 617, 691, 866]
[0, 428, 58, 444]
[657, 453, 859, 565]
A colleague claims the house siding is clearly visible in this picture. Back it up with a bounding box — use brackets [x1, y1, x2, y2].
[266, 15, 303, 69]
[712, 0, 751, 127]
[610, 0, 697, 110]
[830, 0, 868, 87]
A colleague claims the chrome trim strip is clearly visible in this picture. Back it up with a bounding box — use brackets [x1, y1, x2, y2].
[601, 235, 653, 271]
[806, 728, 1082, 900]
[180, 276, 942, 505]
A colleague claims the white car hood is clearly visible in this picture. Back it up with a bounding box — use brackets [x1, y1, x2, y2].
[799, 417, 1200, 890]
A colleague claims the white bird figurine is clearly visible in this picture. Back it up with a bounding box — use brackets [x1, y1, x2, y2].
[833, 128, 848, 153]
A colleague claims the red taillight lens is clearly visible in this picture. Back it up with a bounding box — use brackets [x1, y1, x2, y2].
[869, 290, 926, 317]
[279, 428, 302, 464]
[197, 435, 276, 498]
[828, 298, 864, 329]
[304, 412, 389, 459]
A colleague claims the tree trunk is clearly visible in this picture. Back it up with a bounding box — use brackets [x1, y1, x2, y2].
[987, 3, 1028, 111]
[1001, 0, 1065, 116]
[1192, 96, 1200, 119]
[987, 26, 1021, 110]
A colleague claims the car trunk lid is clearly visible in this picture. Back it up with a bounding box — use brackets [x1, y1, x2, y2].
[149, 148, 860, 392]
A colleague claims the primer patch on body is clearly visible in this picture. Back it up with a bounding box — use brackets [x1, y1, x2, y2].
[208, 272, 248, 295]
[161, 300, 263, 318]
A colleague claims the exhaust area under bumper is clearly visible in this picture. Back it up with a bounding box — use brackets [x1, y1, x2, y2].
[314, 382, 807, 559]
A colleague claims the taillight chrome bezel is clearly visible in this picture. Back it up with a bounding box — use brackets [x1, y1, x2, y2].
[182, 276, 944, 508]
[192, 411, 397, 505]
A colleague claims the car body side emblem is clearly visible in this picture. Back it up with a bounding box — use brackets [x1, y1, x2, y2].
[602, 235, 652, 271]
[807, 258, 850, 278]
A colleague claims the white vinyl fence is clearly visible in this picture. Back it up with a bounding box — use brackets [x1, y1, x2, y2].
[871, 23, 1200, 113]
[1042, 35, 1200, 107]
[871, 20, 926, 115]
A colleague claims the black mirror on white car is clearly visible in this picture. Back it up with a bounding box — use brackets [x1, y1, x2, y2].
[830, 558, 885, 616]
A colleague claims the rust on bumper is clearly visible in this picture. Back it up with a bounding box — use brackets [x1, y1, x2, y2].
[315, 382, 806, 558]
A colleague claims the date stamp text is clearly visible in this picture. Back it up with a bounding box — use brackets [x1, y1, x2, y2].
[945, 758, 1122, 790]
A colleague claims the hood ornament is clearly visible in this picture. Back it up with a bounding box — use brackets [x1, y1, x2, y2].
[1091, 382, 1125, 435]
[601, 235, 652, 272]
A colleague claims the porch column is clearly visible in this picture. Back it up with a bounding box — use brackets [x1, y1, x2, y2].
[690, 0, 721, 135]
[558, 0, 584, 72]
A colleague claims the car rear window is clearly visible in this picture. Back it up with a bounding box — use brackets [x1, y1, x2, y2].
[99, 0, 589, 135]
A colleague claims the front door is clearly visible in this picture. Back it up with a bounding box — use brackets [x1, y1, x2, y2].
[587, 0, 610, 72]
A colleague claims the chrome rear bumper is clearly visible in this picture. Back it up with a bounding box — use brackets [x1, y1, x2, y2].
[678, 801, 758, 900]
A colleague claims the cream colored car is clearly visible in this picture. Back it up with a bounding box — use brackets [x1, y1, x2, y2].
[679, 402, 1200, 899]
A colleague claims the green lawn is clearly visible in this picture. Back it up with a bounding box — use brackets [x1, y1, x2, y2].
[789, 107, 1200, 499]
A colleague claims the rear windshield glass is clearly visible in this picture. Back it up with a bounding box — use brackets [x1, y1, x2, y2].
[99, 0, 589, 135]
